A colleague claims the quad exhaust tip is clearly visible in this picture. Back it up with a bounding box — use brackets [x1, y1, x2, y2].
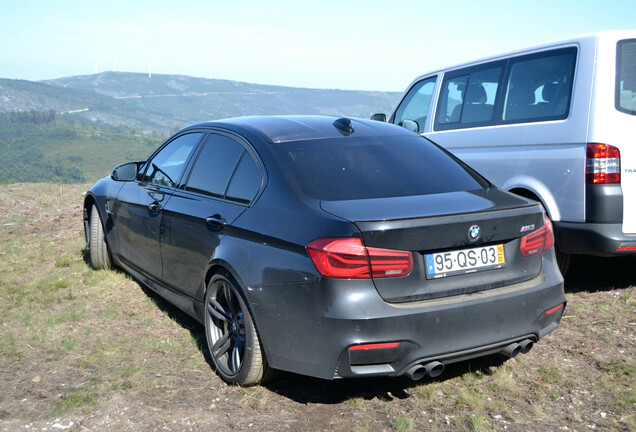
[500, 339, 534, 358]
[406, 361, 445, 381]
[405, 339, 535, 381]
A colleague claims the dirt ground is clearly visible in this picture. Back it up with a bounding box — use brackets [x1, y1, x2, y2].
[0, 183, 634, 431]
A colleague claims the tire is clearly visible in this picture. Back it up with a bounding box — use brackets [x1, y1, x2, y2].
[204, 272, 269, 386]
[555, 247, 571, 276]
[88, 204, 111, 270]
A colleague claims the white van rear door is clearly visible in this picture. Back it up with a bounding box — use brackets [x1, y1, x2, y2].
[590, 34, 636, 235]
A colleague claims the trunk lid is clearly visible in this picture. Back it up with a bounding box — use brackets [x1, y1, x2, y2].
[321, 188, 546, 302]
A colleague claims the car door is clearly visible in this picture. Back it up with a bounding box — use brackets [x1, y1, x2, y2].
[160, 132, 263, 298]
[114, 132, 203, 280]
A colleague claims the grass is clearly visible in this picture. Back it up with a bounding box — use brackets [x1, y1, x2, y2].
[52, 391, 97, 416]
[468, 414, 494, 432]
[391, 413, 414, 431]
[0, 184, 208, 418]
[0, 183, 635, 432]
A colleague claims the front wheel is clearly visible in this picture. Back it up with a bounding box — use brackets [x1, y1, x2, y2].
[87, 204, 111, 270]
[204, 273, 269, 386]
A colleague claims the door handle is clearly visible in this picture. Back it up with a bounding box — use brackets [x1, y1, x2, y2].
[205, 214, 227, 230]
[148, 201, 162, 213]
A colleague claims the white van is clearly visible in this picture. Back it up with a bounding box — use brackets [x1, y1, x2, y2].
[373, 30, 636, 273]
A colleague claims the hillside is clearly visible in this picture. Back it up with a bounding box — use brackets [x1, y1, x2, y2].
[0, 78, 183, 133]
[0, 73, 401, 184]
[0, 112, 164, 183]
[44, 72, 399, 126]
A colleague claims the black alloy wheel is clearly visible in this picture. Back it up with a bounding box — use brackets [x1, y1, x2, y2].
[87, 204, 111, 270]
[204, 273, 268, 385]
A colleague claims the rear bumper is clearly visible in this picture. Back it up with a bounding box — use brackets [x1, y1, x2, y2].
[247, 251, 565, 380]
[554, 221, 636, 255]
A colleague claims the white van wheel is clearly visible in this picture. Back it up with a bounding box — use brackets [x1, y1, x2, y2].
[555, 247, 571, 276]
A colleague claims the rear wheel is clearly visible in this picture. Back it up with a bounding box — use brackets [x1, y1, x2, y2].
[87, 204, 111, 270]
[204, 272, 269, 386]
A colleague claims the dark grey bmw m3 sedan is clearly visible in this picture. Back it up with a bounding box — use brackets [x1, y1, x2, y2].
[84, 115, 565, 385]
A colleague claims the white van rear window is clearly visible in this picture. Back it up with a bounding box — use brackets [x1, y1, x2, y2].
[617, 39, 636, 115]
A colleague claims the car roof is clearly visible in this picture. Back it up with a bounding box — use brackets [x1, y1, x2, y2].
[185, 115, 418, 143]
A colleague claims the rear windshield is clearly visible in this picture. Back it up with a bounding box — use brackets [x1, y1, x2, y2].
[273, 135, 488, 201]
[616, 39, 636, 115]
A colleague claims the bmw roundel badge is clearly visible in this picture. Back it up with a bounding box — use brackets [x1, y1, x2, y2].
[468, 225, 480, 241]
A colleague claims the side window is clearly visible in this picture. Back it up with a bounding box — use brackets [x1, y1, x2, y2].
[187, 134, 262, 204]
[502, 48, 576, 122]
[438, 75, 468, 124]
[186, 134, 245, 198]
[392, 76, 437, 132]
[226, 153, 261, 204]
[143, 133, 202, 187]
[436, 66, 502, 128]
[616, 39, 636, 115]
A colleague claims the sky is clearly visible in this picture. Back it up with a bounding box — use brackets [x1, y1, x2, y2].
[1, 0, 635, 92]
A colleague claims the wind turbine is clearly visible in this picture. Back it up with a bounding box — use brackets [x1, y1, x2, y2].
[89, 57, 103, 74]
[110, 51, 119, 72]
[147, 54, 156, 79]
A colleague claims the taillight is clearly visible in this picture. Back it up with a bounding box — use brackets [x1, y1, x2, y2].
[586, 143, 620, 184]
[306, 238, 413, 279]
[520, 216, 555, 257]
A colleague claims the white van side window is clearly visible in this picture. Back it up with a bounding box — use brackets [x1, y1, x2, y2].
[437, 66, 502, 127]
[616, 39, 636, 115]
[433, 47, 576, 131]
[439, 75, 468, 124]
[393, 76, 437, 132]
[503, 49, 576, 122]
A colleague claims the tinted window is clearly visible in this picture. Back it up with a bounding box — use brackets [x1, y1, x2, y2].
[439, 75, 468, 124]
[616, 39, 636, 115]
[143, 133, 202, 187]
[437, 66, 501, 127]
[226, 153, 261, 204]
[273, 135, 487, 201]
[502, 49, 576, 122]
[393, 76, 437, 132]
[186, 134, 245, 198]
[433, 47, 576, 130]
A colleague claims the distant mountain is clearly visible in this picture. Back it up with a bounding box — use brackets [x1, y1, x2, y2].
[0, 73, 401, 184]
[1, 73, 399, 134]
[43, 72, 399, 130]
[0, 78, 183, 133]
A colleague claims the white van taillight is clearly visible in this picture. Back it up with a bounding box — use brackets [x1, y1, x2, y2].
[586, 143, 620, 184]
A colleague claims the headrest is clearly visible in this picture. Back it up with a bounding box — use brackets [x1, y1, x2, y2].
[508, 81, 535, 105]
[465, 85, 487, 104]
[542, 83, 558, 102]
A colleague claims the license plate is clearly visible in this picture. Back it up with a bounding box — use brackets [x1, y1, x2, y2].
[425, 244, 505, 279]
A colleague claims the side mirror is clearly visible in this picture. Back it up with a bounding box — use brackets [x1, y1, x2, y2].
[401, 119, 420, 133]
[371, 113, 386, 122]
[111, 162, 140, 182]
